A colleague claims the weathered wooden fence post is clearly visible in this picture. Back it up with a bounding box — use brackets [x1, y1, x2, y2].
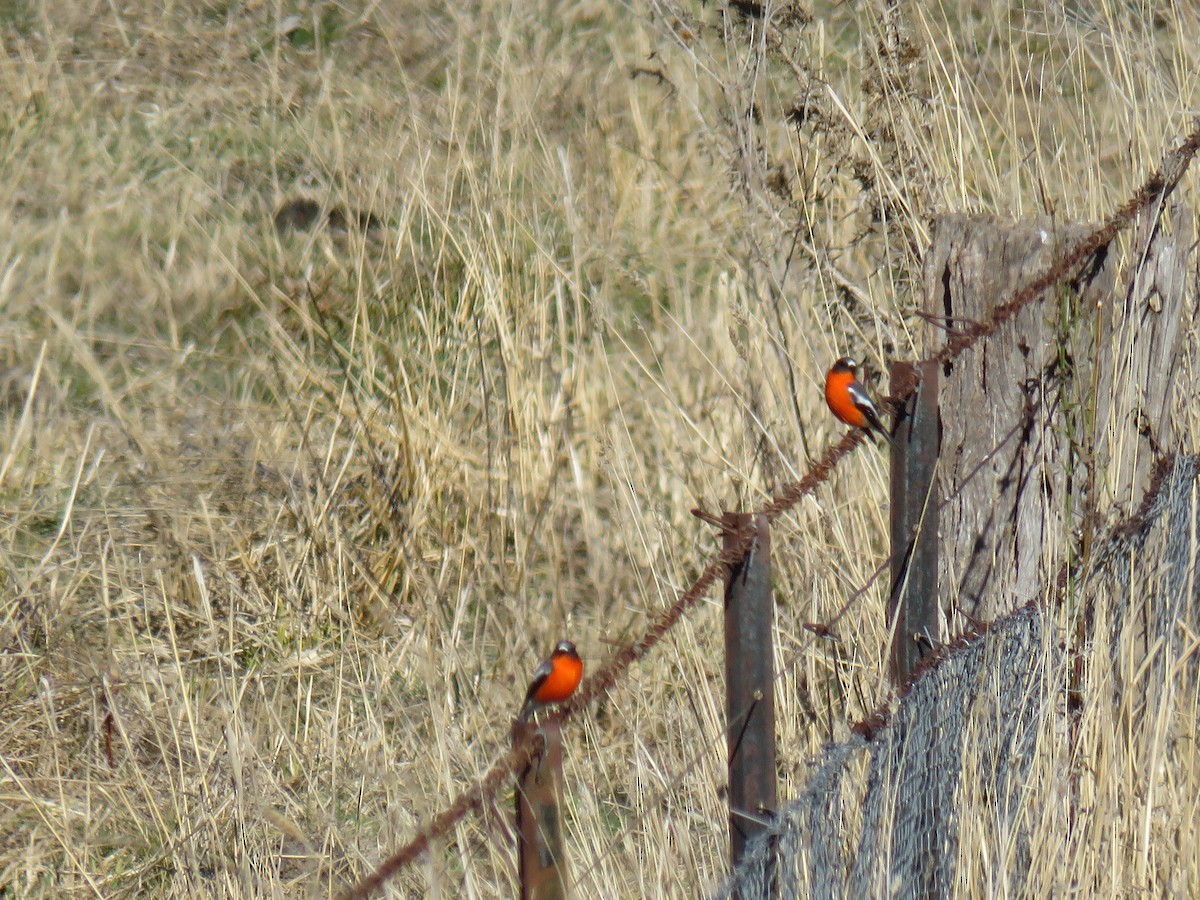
[722, 512, 776, 887]
[514, 719, 567, 900]
[888, 360, 940, 684]
[921, 215, 1114, 632]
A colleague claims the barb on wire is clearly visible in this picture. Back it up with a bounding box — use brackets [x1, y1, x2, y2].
[341, 120, 1200, 899]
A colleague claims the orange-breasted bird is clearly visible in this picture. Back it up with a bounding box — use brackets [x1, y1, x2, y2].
[824, 357, 895, 446]
[519, 640, 583, 721]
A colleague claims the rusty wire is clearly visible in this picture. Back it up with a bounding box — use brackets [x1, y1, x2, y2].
[341, 121, 1200, 899]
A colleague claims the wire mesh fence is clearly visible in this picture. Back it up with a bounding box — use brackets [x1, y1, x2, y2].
[713, 454, 1200, 898]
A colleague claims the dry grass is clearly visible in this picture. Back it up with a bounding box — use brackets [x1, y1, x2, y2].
[0, 0, 1197, 896]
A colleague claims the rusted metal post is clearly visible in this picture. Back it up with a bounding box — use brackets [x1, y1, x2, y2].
[888, 360, 940, 684]
[723, 512, 776, 882]
[514, 719, 567, 900]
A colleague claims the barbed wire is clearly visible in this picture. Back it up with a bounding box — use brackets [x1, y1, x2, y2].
[342, 120, 1200, 899]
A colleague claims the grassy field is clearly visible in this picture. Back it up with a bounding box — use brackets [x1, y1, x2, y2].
[1, 0, 1197, 896]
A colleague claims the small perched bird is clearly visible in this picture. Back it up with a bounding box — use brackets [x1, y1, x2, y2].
[519, 640, 584, 721]
[824, 357, 895, 446]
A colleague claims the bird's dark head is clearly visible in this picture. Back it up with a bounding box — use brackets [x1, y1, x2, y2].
[553, 640, 578, 657]
[830, 357, 858, 375]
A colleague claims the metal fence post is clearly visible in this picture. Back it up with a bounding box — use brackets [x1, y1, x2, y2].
[888, 360, 940, 684]
[722, 512, 776, 886]
[514, 719, 567, 900]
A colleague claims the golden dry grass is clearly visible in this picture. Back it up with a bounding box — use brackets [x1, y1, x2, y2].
[0, 0, 1197, 896]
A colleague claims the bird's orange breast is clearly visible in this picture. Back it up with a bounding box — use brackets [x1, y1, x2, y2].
[825, 369, 867, 428]
[534, 654, 583, 704]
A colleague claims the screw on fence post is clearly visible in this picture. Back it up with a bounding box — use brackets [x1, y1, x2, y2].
[888, 360, 940, 685]
[722, 512, 776, 885]
[513, 718, 567, 900]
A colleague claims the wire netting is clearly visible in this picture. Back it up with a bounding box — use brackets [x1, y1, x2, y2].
[714, 454, 1200, 899]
